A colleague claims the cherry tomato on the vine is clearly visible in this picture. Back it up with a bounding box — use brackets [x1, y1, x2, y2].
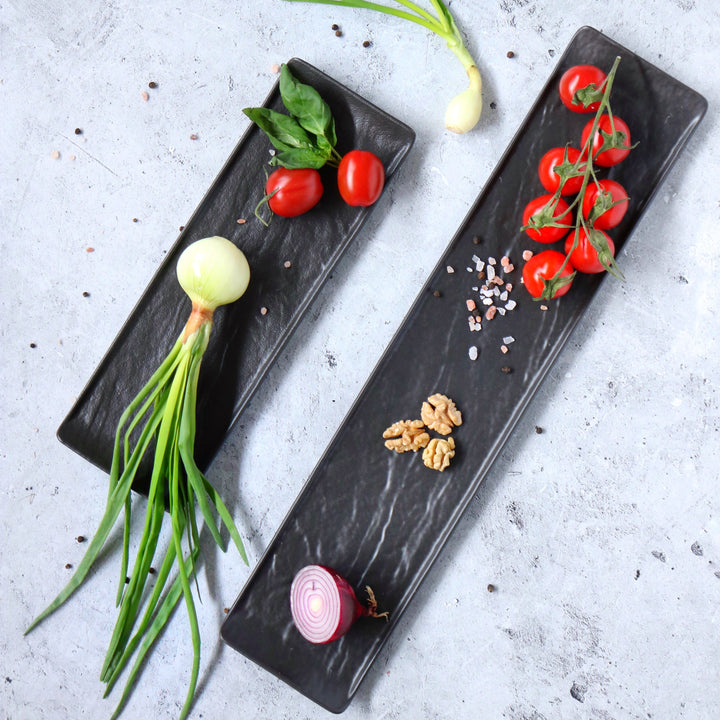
[538, 146, 586, 195]
[558, 65, 607, 113]
[522, 250, 575, 299]
[581, 179, 629, 230]
[564, 227, 616, 274]
[265, 168, 323, 218]
[337, 150, 385, 207]
[522, 194, 573, 243]
[581, 114, 632, 167]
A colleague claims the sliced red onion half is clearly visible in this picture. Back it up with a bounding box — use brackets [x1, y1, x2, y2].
[290, 565, 378, 644]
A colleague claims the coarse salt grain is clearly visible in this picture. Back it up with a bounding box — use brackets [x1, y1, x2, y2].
[466, 267, 473, 272]
[497, 307, 506, 316]
[505, 299, 517, 310]
[503, 336, 515, 344]
[466, 299, 476, 311]
[284, 261, 292, 268]
[260, 307, 268, 315]
[236, 218, 246, 224]
[469, 346, 478, 361]
[485, 306, 497, 320]
[486, 265, 496, 281]
[506, 283, 513, 292]
[522, 249, 533, 261]
[540, 304, 548, 311]
[141, 91, 149, 101]
[504, 263, 515, 273]
[501, 255, 510, 266]
[190, 133, 198, 140]
[270, 63, 280, 73]
[500, 291, 508, 302]
[488, 257, 497, 265]
[446, 266, 455, 274]
[482, 297, 493, 306]
[501, 345, 509, 354]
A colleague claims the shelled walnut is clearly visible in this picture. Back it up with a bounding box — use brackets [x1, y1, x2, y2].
[383, 419, 430, 453]
[421, 393, 463, 435]
[422, 437, 455, 472]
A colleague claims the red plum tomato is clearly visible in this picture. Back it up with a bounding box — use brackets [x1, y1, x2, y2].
[581, 114, 632, 167]
[522, 250, 575, 299]
[538, 146, 585, 195]
[558, 65, 606, 113]
[522, 194, 573, 243]
[564, 228, 616, 274]
[337, 150, 385, 207]
[581, 179, 629, 230]
[266, 168, 323, 218]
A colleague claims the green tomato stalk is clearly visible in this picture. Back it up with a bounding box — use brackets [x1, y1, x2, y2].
[282, 0, 482, 133]
[25, 236, 251, 720]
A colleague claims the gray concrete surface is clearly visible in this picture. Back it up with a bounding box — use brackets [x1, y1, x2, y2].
[2, 1, 719, 718]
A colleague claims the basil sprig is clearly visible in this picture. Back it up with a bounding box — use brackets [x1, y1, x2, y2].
[243, 64, 342, 169]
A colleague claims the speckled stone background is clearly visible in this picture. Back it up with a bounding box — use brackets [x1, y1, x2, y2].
[2, 1, 719, 719]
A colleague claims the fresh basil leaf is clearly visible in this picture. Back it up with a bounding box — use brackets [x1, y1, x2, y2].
[279, 64, 336, 146]
[242, 107, 314, 151]
[270, 147, 328, 170]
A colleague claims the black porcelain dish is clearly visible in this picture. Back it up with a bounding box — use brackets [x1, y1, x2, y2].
[220, 28, 707, 713]
[56, 59, 415, 494]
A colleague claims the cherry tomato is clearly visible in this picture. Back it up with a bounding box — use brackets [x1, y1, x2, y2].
[337, 150, 385, 207]
[522, 194, 573, 243]
[538, 146, 585, 195]
[564, 227, 616, 274]
[265, 168, 323, 218]
[580, 114, 632, 167]
[582, 179, 629, 230]
[558, 65, 606, 113]
[522, 250, 575, 299]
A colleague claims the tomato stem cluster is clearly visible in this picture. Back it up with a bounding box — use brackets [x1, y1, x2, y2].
[522, 56, 634, 300]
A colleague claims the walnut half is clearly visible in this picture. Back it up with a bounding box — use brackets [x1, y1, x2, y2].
[383, 419, 430, 453]
[422, 437, 455, 472]
[421, 393, 463, 435]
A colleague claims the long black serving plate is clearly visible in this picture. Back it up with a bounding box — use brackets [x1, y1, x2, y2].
[57, 59, 415, 493]
[220, 28, 707, 713]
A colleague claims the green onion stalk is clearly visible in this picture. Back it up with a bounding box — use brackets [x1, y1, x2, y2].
[25, 236, 251, 720]
[282, 0, 483, 133]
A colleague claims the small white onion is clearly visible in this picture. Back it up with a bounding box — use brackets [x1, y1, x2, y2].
[445, 65, 483, 134]
[176, 236, 250, 310]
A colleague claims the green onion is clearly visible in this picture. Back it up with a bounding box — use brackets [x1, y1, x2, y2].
[282, 0, 482, 133]
[25, 236, 251, 720]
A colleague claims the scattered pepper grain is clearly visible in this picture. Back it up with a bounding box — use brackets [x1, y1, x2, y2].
[506, 50, 515, 58]
[433, 290, 441, 298]
[65, 563, 73, 570]
[74, 127, 82, 135]
[82, 291, 90, 297]
[363, 40, 372, 48]
[331, 23, 339, 30]
[535, 426, 543, 434]
[76, 536, 86, 543]
[190, 133, 198, 140]
[487, 583, 495, 592]
[335, 29, 343, 37]
[29, 343, 37, 349]
[148, 81, 158, 89]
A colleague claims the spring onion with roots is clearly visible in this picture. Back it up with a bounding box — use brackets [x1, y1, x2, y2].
[282, 0, 482, 133]
[25, 236, 251, 720]
[290, 565, 388, 644]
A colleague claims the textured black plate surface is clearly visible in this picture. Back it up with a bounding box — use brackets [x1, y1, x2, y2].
[220, 28, 706, 713]
[57, 59, 415, 493]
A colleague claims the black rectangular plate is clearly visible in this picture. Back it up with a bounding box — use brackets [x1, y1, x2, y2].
[220, 28, 707, 713]
[57, 58, 415, 493]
